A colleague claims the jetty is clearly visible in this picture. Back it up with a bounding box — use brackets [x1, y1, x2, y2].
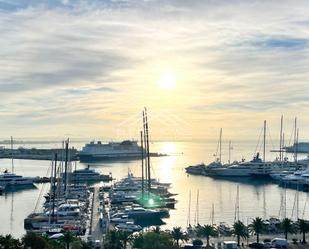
[90, 186, 105, 243]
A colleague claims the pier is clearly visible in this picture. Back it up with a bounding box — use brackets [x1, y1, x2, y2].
[91, 186, 104, 244]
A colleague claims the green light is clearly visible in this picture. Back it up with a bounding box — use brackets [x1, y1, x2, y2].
[148, 198, 154, 206]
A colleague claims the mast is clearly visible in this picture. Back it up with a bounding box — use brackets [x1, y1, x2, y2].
[282, 133, 285, 163]
[263, 120, 266, 163]
[296, 128, 299, 164]
[140, 131, 144, 198]
[10, 136, 14, 173]
[294, 117, 297, 163]
[143, 111, 148, 187]
[144, 108, 151, 193]
[195, 189, 199, 225]
[211, 203, 215, 225]
[52, 153, 58, 224]
[228, 140, 232, 164]
[234, 185, 240, 222]
[64, 139, 69, 194]
[187, 190, 191, 227]
[279, 115, 283, 162]
[219, 128, 222, 163]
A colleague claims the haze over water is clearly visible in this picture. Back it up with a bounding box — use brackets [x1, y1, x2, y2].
[0, 140, 307, 238]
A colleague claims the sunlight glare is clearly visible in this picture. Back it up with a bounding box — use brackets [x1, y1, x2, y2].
[159, 72, 176, 89]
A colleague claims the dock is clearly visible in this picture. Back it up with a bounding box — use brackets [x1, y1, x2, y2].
[91, 187, 104, 243]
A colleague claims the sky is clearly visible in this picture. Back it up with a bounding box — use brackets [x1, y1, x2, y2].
[1, 0, 309, 142]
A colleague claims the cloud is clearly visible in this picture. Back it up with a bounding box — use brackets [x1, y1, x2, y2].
[1, 0, 309, 139]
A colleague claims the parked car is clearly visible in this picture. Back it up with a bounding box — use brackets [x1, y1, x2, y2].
[271, 238, 288, 248]
[248, 242, 264, 249]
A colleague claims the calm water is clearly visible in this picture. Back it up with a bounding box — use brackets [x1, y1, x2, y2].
[0, 141, 307, 237]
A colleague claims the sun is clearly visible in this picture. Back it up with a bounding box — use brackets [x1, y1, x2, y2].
[159, 72, 176, 89]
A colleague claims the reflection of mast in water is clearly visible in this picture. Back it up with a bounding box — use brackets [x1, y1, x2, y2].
[10, 192, 14, 233]
[234, 185, 240, 222]
[263, 186, 266, 219]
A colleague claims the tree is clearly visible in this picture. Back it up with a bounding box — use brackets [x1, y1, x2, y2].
[171, 227, 188, 247]
[248, 217, 264, 243]
[232, 221, 249, 246]
[0, 234, 22, 249]
[298, 219, 309, 243]
[103, 230, 123, 249]
[22, 232, 48, 249]
[118, 231, 132, 249]
[130, 231, 177, 249]
[196, 225, 218, 247]
[60, 232, 75, 249]
[281, 218, 294, 240]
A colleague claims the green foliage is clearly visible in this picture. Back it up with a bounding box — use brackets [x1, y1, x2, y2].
[248, 217, 264, 243]
[60, 232, 76, 249]
[298, 219, 309, 243]
[171, 227, 188, 246]
[0, 235, 22, 249]
[131, 231, 177, 249]
[232, 221, 249, 246]
[196, 225, 218, 246]
[281, 218, 294, 239]
[103, 230, 125, 249]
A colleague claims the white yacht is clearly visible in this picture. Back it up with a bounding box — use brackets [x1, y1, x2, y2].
[0, 137, 36, 188]
[0, 170, 35, 187]
[65, 166, 112, 182]
[210, 153, 270, 177]
[79, 140, 145, 162]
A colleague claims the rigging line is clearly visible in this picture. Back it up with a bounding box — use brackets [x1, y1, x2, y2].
[253, 127, 263, 157]
[214, 135, 220, 159]
[267, 124, 280, 159]
[302, 193, 309, 219]
[34, 162, 52, 213]
[287, 123, 294, 146]
[291, 191, 297, 220]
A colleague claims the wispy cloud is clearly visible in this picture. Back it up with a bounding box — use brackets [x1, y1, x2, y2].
[1, 0, 309, 139]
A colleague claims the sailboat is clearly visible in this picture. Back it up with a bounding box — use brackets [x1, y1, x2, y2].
[0, 137, 36, 188]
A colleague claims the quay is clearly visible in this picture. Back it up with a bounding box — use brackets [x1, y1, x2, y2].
[0, 147, 78, 161]
[91, 186, 105, 245]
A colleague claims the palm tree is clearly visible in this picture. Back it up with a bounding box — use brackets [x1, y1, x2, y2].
[232, 221, 249, 246]
[61, 232, 75, 249]
[196, 224, 218, 247]
[281, 218, 294, 240]
[118, 231, 131, 249]
[298, 219, 309, 243]
[104, 230, 123, 249]
[248, 217, 264, 243]
[171, 227, 188, 247]
[0, 234, 22, 249]
[152, 226, 161, 234]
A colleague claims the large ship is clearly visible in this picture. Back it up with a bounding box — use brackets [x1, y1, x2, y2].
[79, 140, 145, 162]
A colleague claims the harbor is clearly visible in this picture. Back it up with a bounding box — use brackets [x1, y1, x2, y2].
[1, 140, 309, 235]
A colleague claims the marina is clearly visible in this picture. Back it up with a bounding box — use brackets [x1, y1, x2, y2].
[1, 140, 309, 239]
